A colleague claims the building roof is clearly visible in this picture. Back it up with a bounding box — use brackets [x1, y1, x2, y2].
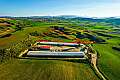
[38, 42, 79, 46]
[39, 46, 51, 49]
[27, 51, 85, 57]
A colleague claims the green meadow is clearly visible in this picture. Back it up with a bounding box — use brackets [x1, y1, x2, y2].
[93, 34, 120, 80]
[0, 59, 99, 80]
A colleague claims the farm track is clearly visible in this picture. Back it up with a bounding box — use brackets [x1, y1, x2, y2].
[91, 54, 106, 80]
[89, 44, 107, 80]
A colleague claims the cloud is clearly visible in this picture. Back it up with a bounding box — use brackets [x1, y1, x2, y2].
[77, 3, 120, 17]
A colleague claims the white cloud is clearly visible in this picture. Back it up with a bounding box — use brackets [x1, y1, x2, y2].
[42, 3, 120, 17]
[78, 3, 120, 17]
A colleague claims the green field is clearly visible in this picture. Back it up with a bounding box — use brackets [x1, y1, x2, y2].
[93, 37, 120, 80]
[0, 59, 99, 80]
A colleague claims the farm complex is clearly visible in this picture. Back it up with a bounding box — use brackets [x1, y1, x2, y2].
[21, 40, 87, 59]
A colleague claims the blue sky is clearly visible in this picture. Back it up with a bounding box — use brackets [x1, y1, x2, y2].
[0, 0, 120, 17]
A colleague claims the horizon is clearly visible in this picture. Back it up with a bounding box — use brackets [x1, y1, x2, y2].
[1, 0, 120, 17]
[1, 15, 120, 18]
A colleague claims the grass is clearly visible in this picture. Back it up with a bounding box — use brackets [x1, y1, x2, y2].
[0, 26, 49, 48]
[0, 28, 14, 37]
[93, 38, 120, 80]
[0, 59, 99, 80]
[89, 25, 112, 30]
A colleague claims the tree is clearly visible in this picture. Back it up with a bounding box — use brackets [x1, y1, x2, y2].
[16, 23, 22, 30]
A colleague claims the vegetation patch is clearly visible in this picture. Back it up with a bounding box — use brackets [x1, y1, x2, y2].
[0, 59, 99, 80]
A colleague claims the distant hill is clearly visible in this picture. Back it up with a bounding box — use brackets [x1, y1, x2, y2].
[1, 15, 120, 25]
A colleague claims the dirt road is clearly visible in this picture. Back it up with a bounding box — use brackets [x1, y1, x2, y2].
[91, 54, 106, 80]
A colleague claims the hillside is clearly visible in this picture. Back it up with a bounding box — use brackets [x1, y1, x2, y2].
[0, 17, 120, 80]
[0, 59, 99, 80]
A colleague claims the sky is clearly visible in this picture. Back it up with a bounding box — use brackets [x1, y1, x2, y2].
[0, 0, 120, 17]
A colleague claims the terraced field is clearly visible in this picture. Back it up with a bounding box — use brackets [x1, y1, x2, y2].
[0, 26, 49, 48]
